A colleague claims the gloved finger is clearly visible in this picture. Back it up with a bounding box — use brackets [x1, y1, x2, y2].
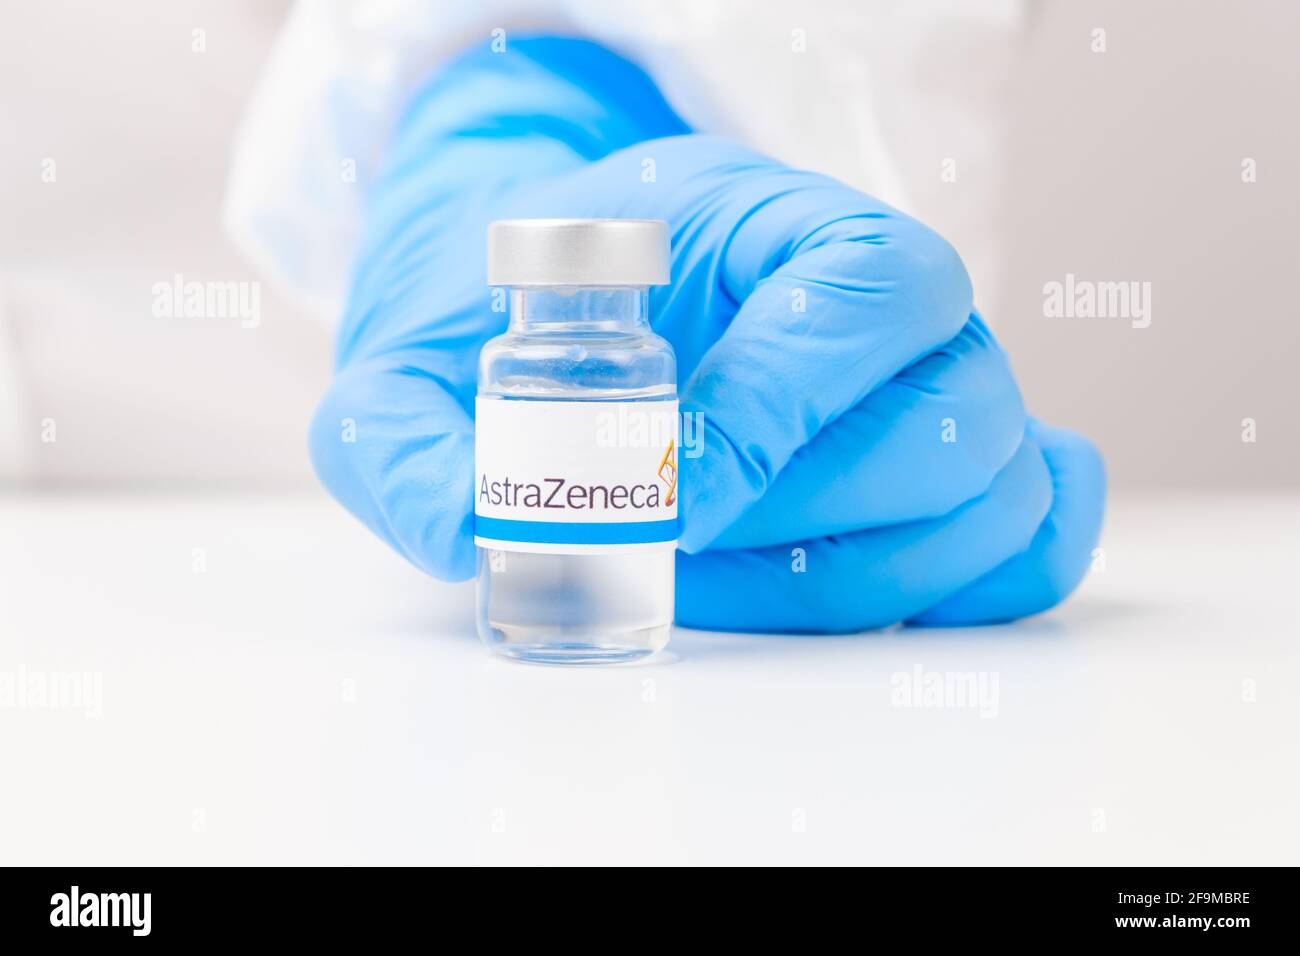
[675, 437, 1053, 633]
[671, 162, 971, 549]
[678, 212, 973, 551]
[309, 350, 476, 581]
[495, 138, 974, 552]
[710, 313, 1025, 549]
[906, 421, 1106, 626]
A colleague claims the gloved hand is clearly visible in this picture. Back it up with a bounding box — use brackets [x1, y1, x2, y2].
[310, 36, 1105, 632]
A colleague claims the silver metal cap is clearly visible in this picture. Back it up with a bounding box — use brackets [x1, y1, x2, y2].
[487, 219, 670, 287]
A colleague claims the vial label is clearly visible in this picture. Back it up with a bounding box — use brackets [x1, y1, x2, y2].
[474, 398, 679, 554]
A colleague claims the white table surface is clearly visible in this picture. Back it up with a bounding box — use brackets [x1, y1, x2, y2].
[1, 490, 1296, 865]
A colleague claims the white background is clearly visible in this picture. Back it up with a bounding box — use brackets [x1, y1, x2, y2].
[3, 491, 1295, 865]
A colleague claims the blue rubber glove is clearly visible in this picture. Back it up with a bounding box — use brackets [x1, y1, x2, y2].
[310, 36, 1106, 632]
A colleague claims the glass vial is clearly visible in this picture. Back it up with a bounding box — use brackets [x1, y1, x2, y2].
[475, 220, 677, 664]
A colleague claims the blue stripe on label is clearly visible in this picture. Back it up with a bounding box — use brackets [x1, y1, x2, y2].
[474, 516, 677, 545]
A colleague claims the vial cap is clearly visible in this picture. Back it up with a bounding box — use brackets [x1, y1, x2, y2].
[487, 219, 670, 287]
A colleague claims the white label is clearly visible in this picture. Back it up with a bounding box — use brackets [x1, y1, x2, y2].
[474, 397, 678, 554]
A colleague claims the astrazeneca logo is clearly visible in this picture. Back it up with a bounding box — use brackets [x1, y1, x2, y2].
[478, 473, 668, 510]
[479, 439, 677, 512]
[49, 886, 151, 937]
